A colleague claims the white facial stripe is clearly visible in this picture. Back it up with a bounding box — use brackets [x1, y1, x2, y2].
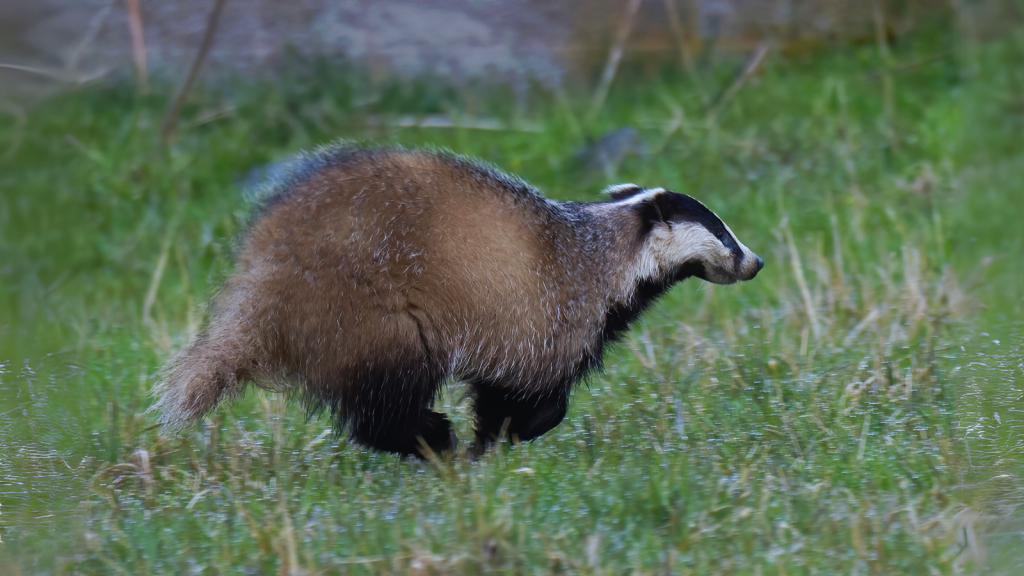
[630, 221, 728, 283]
[674, 194, 750, 255]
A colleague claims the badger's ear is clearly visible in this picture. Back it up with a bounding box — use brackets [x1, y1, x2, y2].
[622, 187, 674, 228]
[602, 183, 644, 201]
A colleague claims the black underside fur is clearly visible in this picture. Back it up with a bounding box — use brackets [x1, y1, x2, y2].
[302, 352, 454, 457]
[294, 268, 697, 457]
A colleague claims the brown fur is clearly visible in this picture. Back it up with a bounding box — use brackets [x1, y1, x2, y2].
[152, 145, 760, 455]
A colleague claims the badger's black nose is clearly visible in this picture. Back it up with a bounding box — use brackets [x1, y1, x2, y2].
[743, 256, 764, 281]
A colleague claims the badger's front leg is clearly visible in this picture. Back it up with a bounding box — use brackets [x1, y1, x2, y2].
[468, 380, 569, 454]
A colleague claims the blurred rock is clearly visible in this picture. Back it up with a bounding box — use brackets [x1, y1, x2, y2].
[578, 126, 648, 179]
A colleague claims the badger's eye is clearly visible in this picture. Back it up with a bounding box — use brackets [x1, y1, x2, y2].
[716, 232, 736, 250]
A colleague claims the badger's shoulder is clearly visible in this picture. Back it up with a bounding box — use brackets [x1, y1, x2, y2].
[424, 149, 549, 205]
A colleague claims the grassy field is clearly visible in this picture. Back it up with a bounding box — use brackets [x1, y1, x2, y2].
[1, 19, 1023, 574]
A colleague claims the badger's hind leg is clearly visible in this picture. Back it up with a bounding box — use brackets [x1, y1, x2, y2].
[337, 359, 455, 457]
[469, 380, 569, 453]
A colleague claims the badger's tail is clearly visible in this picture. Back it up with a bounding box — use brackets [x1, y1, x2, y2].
[150, 331, 252, 431]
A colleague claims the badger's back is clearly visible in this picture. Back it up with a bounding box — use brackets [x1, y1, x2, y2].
[245, 147, 572, 356]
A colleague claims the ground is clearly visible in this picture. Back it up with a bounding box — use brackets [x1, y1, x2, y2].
[0, 20, 1023, 575]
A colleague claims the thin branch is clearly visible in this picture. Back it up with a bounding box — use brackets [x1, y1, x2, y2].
[589, 0, 643, 121]
[68, 0, 116, 72]
[705, 41, 770, 119]
[160, 0, 229, 143]
[125, 0, 150, 94]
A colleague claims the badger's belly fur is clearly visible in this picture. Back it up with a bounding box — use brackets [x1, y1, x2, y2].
[151, 145, 762, 456]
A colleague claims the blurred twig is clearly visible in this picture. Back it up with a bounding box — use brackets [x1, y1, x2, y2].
[662, 0, 707, 104]
[0, 63, 110, 83]
[161, 0, 229, 143]
[705, 42, 770, 119]
[589, 0, 643, 122]
[68, 0, 115, 72]
[865, 50, 955, 80]
[125, 0, 150, 94]
[0, 1, 114, 95]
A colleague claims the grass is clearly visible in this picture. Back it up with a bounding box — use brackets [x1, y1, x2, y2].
[1, 20, 1023, 574]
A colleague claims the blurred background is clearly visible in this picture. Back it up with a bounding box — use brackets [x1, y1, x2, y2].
[2, 1, 1023, 574]
[3, 0, 1018, 104]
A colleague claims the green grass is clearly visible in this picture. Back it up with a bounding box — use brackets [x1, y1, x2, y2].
[1, 23, 1023, 574]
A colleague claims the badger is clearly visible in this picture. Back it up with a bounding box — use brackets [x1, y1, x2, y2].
[152, 145, 762, 456]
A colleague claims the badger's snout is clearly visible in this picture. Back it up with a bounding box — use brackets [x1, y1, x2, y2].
[739, 253, 764, 281]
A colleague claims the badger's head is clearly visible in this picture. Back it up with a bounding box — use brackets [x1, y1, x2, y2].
[605, 184, 763, 285]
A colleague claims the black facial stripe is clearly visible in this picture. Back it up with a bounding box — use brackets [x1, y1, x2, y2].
[717, 230, 744, 264]
[668, 195, 727, 235]
[665, 194, 745, 259]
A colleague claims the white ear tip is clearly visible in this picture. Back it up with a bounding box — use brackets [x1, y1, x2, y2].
[603, 183, 642, 196]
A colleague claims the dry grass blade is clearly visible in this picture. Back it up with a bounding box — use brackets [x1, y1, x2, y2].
[781, 217, 822, 340]
[142, 217, 180, 353]
[141, 231, 171, 332]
